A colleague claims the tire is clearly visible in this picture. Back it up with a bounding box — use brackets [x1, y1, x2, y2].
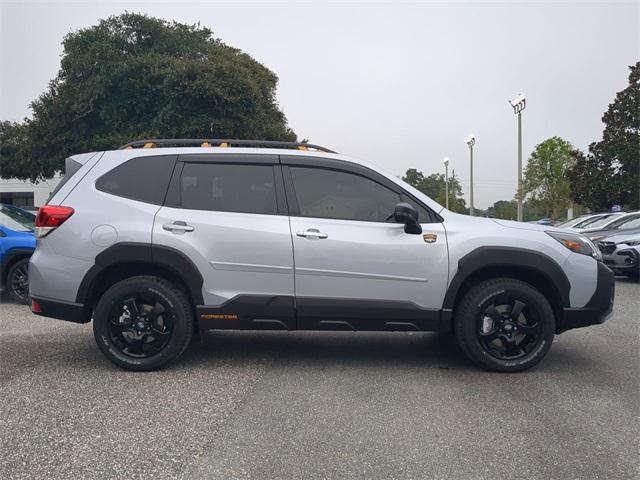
[454, 278, 555, 372]
[6, 258, 30, 304]
[93, 276, 194, 371]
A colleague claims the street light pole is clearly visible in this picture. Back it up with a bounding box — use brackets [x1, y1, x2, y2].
[443, 157, 450, 210]
[509, 94, 526, 222]
[517, 112, 523, 221]
[465, 134, 476, 216]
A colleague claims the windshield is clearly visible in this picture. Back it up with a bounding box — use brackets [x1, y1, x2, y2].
[557, 216, 588, 228]
[617, 215, 640, 230]
[0, 205, 36, 232]
[583, 214, 620, 229]
[573, 214, 610, 228]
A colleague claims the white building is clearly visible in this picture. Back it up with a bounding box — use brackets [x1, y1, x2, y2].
[0, 176, 61, 208]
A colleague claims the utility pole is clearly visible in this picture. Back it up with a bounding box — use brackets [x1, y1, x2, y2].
[443, 157, 450, 209]
[509, 94, 526, 222]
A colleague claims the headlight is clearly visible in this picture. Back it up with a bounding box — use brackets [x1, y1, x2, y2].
[623, 240, 640, 247]
[546, 231, 602, 260]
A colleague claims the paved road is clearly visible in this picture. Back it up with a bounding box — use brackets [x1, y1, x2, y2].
[1, 279, 638, 479]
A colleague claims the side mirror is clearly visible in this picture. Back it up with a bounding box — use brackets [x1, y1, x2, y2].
[393, 202, 422, 234]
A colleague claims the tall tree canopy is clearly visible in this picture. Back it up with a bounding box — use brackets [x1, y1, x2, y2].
[402, 168, 468, 214]
[522, 136, 575, 220]
[568, 62, 639, 210]
[0, 13, 296, 181]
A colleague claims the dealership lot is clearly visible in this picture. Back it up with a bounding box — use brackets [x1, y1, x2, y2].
[1, 278, 638, 480]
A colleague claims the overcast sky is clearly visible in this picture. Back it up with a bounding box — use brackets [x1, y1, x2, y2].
[1, 1, 638, 208]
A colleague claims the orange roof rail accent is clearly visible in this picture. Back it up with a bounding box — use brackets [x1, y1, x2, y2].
[118, 139, 337, 153]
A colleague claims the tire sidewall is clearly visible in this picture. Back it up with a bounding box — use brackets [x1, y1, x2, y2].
[93, 278, 192, 371]
[457, 280, 555, 372]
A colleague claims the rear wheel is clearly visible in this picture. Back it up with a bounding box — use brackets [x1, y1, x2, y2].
[7, 258, 30, 304]
[454, 278, 555, 372]
[93, 276, 193, 371]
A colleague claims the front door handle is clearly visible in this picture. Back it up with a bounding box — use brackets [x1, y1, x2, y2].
[163, 221, 195, 233]
[296, 228, 328, 239]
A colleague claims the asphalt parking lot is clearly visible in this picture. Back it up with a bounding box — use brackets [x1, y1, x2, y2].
[1, 278, 638, 480]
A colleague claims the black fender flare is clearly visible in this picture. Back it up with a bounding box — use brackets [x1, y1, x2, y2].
[442, 246, 571, 310]
[76, 242, 204, 306]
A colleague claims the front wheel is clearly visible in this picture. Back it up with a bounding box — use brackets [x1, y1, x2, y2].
[454, 278, 555, 372]
[93, 276, 194, 371]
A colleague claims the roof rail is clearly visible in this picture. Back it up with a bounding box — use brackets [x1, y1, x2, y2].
[119, 139, 337, 153]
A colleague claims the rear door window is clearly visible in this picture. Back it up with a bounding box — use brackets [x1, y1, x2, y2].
[179, 163, 278, 215]
[96, 155, 176, 205]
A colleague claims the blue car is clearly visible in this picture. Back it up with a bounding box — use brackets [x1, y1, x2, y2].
[0, 204, 36, 303]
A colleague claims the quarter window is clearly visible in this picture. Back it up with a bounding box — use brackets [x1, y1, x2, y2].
[290, 167, 401, 222]
[180, 163, 277, 215]
[96, 155, 176, 205]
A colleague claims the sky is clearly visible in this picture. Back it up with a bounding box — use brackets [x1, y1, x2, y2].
[1, 1, 638, 208]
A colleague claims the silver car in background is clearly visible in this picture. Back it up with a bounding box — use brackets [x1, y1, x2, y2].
[597, 229, 640, 279]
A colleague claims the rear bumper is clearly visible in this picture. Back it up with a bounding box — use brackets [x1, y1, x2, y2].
[559, 261, 615, 332]
[30, 296, 90, 324]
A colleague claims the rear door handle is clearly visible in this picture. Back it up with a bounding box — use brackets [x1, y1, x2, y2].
[296, 228, 328, 239]
[163, 221, 194, 233]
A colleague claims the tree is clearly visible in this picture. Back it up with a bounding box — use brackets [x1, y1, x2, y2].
[567, 148, 613, 211]
[522, 136, 575, 220]
[402, 168, 468, 214]
[0, 121, 30, 176]
[0, 13, 296, 181]
[568, 62, 639, 210]
[486, 200, 517, 220]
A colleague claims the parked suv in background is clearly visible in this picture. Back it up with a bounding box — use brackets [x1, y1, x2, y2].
[29, 140, 615, 372]
[1, 204, 36, 303]
[597, 229, 640, 279]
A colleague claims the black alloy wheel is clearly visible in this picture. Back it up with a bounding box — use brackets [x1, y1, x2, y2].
[477, 298, 543, 361]
[108, 293, 174, 358]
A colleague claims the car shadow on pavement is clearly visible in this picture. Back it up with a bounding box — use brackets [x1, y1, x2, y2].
[2, 302, 606, 375]
[177, 330, 476, 372]
[615, 275, 639, 284]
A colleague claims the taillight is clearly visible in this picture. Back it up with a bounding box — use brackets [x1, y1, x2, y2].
[31, 299, 42, 313]
[35, 205, 74, 238]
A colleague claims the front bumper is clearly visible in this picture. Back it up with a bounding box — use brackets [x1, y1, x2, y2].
[603, 248, 639, 276]
[559, 261, 615, 332]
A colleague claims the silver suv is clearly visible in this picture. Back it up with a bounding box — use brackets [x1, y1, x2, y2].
[29, 139, 615, 372]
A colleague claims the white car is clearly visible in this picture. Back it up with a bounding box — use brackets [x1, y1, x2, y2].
[597, 230, 640, 279]
[28, 139, 615, 373]
[571, 212, 625, 232]
[557, 214, 605, 230]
